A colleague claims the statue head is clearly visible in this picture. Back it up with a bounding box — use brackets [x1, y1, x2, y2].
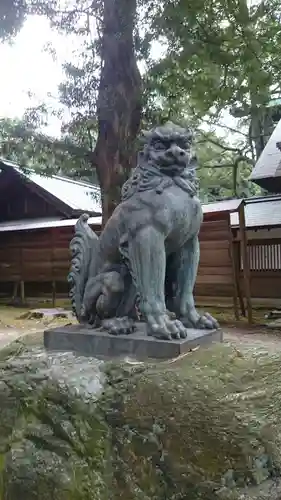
[140, 122, 194, 175]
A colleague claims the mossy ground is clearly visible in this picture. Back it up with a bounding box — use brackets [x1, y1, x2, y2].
[101, 344, 281, 499]
[1, 333, 281, 499]
[0, 302, 76, 349]
[0, 300, 73, 329]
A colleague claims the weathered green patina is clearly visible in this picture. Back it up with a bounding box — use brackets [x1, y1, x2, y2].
[68, 122, 218, 340]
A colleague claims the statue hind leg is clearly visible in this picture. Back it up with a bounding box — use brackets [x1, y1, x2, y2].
[169, 235, 219, 329]
[81, 266, 137, 334]
[128, 225, 188, 340]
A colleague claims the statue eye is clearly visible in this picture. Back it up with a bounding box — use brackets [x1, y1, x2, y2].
[177, 141, 188, 150]
[153, 141, 166, 150]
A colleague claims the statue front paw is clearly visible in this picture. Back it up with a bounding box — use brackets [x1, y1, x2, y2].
[195, 312, 219, 330]
[101, 317, 136, 335]
[181, 310, 219, 330]
[147, 313, 188, 340]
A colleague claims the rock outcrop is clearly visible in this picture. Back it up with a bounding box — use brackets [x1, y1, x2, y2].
[1, 341, 281, 499]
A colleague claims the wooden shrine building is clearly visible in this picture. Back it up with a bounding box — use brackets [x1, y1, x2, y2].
[0, 158, 101, 302]
[1, 154, 281, 320]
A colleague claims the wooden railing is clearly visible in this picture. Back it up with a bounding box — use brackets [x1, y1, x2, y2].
[241, 240, 281, 271]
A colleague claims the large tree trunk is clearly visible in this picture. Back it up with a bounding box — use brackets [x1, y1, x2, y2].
[94, 0, 142, 226]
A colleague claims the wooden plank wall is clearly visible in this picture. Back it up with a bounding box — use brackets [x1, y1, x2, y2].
[0, 217, 234, 287]
[0, 225, 100, 286]
[0, 228, 60, 283]
[194, 214, 235, 299]
[1, 219, 281, 302]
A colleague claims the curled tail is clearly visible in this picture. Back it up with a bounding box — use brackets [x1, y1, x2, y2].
[68, 214, 99, 321]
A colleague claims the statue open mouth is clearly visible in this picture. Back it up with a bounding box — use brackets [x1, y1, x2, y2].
[160, 163, 186, 175]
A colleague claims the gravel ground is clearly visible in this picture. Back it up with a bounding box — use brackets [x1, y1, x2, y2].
[224, 326, 281, 354]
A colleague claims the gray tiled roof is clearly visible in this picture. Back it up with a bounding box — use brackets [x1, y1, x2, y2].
[29, 171, 101, 213]
[0, 158, 101, 214]
[249, 118, 281, 181]
[0, 216, 102, 232]
[230, 197, 281, 228]
[202, 195, 281, 229]
[202, 198, 242, 214]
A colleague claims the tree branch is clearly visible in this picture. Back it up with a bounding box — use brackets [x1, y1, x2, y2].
[197, 119, 249, 138]
[2, 124, 93, 162]
[196, 134, 246, 155]
[197, 163, 235, 170]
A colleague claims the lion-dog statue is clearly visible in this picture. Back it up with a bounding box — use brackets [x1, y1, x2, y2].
[68, 122, 218, 339]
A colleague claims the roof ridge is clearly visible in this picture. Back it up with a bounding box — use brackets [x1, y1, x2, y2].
[0, 158, 99, 190]
[0, 157, 20, 168]
[245, 193, 281, 203]
[0, 157, 101, 215]
[50, 173, 99, 189]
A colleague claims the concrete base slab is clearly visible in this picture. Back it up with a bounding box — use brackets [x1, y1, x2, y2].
[44, 323, 223, 360]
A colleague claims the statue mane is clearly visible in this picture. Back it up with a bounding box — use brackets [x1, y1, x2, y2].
[121, 122, 198, 201]
[141, 121, 193, 145]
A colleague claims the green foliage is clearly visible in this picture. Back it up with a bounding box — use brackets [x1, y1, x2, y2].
[0, 111, 259, 200]
[150, 0, 281, 110]
[194, 131, 261, 202]
[149, 0, 281, 159]
[0, 0, 277, 201]
[0, 114, 98, 183]
[1, 0, 102, 181]
[0, 0, 27, 41]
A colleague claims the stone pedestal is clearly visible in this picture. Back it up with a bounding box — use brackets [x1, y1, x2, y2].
[44, 323, 223, 360]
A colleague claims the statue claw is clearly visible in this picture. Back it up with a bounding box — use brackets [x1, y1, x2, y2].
[181, 310, 219, 330]
[147, 314, 188, 340]
[198, 312, 219, 330]
[101, 317, 136, 336]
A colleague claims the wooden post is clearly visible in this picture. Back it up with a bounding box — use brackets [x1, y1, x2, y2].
[19, 236, 24, 304]
[12, 281, 19, 300]
[238, 202, 253, 324]
[228, 215, 239, 320]
[20, 280, 25, 304]
[51, 228, 56, 308]
[52, 281, 56, 308]
[233, 242, 246, 317]
[230, 242, 239, 321]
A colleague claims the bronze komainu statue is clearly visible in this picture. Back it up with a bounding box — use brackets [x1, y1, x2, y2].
[68, 122, 218, 339]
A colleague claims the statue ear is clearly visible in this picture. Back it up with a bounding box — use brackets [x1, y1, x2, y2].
[189, 154, 198, 169]
[139, 130, 150, 143]
[138, 151, 144, 163]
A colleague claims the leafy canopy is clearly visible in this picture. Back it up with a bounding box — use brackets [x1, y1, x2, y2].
[0, 0, 273, 201]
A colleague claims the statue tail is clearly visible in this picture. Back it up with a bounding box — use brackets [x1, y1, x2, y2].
[68, 214, 99, 321]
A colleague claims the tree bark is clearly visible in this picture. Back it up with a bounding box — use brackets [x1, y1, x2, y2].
[93, 0, 142, 226]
